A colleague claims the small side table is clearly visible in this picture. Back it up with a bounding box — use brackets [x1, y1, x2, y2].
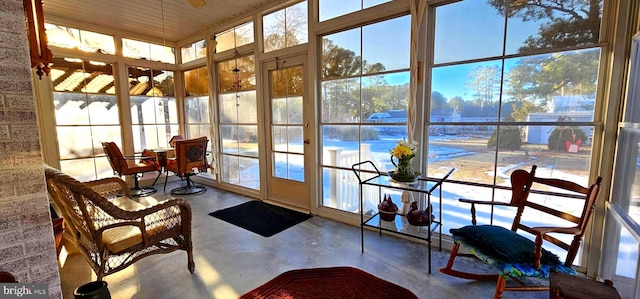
[550, 272, 621, 299]
[149, 148, 172, 185]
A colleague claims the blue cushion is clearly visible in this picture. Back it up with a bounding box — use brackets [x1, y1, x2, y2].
[450, 225, 561, 265]
[453, 236, 576, 279]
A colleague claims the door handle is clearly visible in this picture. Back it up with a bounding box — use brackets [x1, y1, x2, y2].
[304, 139, 310, 144]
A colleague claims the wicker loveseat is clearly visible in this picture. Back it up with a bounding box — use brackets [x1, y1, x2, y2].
[44, 165, 194, 280]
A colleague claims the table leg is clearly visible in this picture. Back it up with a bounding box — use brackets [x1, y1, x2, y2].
[151, 150, 168, 186]
[152, 167, 163, 186]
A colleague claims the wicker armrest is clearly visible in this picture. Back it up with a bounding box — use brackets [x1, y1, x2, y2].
[94, 196, 190, 221]
[129, 197, 191, 219]
[93, 197, 191, 252]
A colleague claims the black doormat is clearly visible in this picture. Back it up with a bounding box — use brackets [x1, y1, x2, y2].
[208, 201, 312, 237]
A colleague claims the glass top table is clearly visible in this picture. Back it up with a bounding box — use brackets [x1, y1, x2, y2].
[359, 173, 449, 193]
[352, 161, 454, 274]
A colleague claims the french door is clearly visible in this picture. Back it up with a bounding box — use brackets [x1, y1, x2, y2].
[262, 54, 310, 210]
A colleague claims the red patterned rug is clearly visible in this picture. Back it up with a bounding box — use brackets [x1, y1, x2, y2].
[239, 266, 418, 299]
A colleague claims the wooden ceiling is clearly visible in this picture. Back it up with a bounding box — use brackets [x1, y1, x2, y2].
[42, 0, 279, 43]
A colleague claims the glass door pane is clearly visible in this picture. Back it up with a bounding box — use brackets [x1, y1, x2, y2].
[264, 56, 310, 210]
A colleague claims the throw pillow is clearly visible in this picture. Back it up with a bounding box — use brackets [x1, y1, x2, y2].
[451, 225, 561, 265]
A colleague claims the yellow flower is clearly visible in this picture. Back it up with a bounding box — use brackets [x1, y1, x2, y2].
[390, 139, 417, 159]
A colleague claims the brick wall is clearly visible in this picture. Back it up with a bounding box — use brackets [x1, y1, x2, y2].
[0, 0, 62, 298]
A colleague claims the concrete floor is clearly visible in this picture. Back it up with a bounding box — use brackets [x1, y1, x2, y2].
[58, 181, 548, 299]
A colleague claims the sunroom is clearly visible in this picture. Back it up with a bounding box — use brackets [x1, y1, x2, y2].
[15, 0, 640, 297]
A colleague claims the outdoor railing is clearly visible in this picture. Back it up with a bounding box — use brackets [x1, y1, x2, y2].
[326, 144, 379, 212]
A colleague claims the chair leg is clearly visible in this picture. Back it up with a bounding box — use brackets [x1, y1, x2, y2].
[565, 236, 581, 266]
[443, 242, 460, 270]
[494, 276, 507, 299]
[170, 175, 207, 195]
[174, 234, 195, 273]
[179, 207, 195, 274]
[151, 169, 162, 186]
[187, 238, 195, 273]
[163, 171, 171, 192]
[97, 249, 108, 281]
[129, 174, 156, 197]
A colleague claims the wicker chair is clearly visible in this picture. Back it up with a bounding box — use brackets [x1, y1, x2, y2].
[44, 165, 194, 280]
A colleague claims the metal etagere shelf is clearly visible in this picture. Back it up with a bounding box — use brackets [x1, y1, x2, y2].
[352, 161, 454, 274]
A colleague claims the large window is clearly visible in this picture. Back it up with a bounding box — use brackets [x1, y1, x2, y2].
[181, 39, 206, 63]
[123, 38, 175, 64]
[50, 57, 120, 181]
[601, 32, 640, 298]
[263, 1, 308, 53]
[45, 23, 115, 55]
[184, 67, 211, 140]
[216, 22, 254, 53]
[429, 0, 603, 264]
[128, 66, 179, 152]
[217, 55, 259, 189]
[318, 0, 391, 22]
[184, 67, 213, 178]
[320, 15, 411, 212]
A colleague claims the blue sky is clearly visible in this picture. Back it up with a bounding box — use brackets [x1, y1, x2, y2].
[431, 0, 543, 100]
[431, 60, 519, 100]
[322, 0, 546, 101]
[434, 0, 542, 63]
[319, 0, 391, 22]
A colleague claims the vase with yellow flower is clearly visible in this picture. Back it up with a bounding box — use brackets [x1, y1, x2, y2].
[389, 139, 421, 182]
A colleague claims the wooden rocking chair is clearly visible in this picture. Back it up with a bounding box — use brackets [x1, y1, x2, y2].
[440, 165, 602, 299]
